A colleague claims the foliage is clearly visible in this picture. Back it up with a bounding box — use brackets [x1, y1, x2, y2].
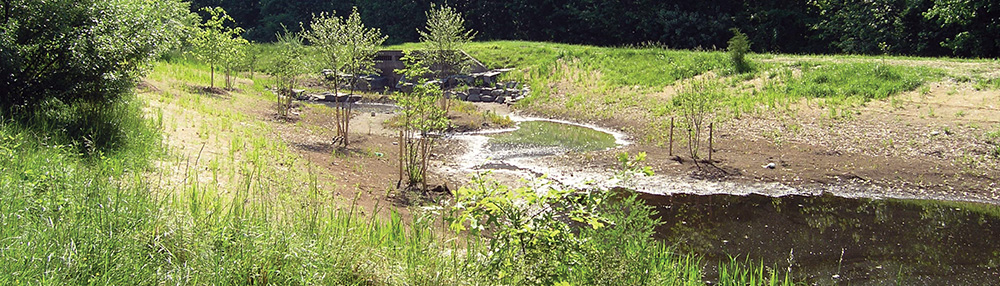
[266, 27, 306, 117]
[188, 7, 248, 89]
[418, 3, 477, 76]
[448, 154, 698, 285]
[189, 0, 1000, 57]
[302, 10, 345, 84]
[674, 77, 725, 160]
[0, 0, 195, 115]
[302, 7, 387, 148]
[393, 54, 449, 186]
[924, 0, 1000, 57]
[727, 28, 752, 73]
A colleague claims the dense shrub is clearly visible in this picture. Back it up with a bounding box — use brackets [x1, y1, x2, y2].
[0, 0, 194, 115]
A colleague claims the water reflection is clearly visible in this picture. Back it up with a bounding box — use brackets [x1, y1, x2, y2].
[637, 193, 1000, 285]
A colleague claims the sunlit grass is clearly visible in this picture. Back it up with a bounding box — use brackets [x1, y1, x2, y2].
[490, 120, 618, 152]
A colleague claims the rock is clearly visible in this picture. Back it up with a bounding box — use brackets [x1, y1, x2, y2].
[491, 89, 504, 97]
[469, 87, 481, 95]
[400, 83, 414, 93]
[930, 131, 941, 136]
[763, 163, 776, 169]
[457, 92, 469, 101]
[495, 96, 506, 104]
[467, 94, 481, 102]
[481, 95, 495, 102]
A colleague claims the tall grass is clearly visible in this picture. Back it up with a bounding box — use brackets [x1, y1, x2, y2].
[780, 62, 941, 100]
[0, 95, 163, 284]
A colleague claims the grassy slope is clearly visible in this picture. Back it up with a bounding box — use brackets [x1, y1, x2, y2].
[394, 41, 996, 145]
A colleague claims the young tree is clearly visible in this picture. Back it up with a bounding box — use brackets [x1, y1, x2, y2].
[418, 3, 476, 77]
[189, 7, 247, 89]
[221, 36, 249, 90]
[304, 7, 386, 148]
[267, 27, 306, 117]
[394, 53, 449, 189]
[303, 11, 348, 143]
[674, 77, 724, 161]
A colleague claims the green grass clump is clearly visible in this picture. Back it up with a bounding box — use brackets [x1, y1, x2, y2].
[490, 120, 618, 152]
[783, 62, 941, 100]
[0, 95, 163, 284]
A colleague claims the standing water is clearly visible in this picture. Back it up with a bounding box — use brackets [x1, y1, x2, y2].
[445, 117, 999, 284]
[637, 192, 1000, 285]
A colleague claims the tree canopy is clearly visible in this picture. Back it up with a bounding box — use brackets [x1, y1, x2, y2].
[188, 0, 1000, 58]
[1, 0, 196, 114]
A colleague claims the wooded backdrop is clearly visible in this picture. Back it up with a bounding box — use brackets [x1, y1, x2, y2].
[188, 0, 999, 58]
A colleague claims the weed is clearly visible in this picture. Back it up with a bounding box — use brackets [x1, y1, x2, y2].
[919, 85, 931, 95]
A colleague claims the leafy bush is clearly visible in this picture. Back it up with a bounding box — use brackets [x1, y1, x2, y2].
[448, 154, 702, 285]
[0, 0, 195, 115]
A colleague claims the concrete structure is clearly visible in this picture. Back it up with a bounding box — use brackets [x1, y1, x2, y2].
[374, 50, 489, 90]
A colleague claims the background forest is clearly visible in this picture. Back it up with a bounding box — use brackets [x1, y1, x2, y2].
[190, 0, 999, 58]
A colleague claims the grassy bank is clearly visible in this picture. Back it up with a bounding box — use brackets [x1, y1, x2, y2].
[390, 41, 986, 146]
[0, 58, 795, 285]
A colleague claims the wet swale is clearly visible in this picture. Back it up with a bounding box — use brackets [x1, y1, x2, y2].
[637, 192, 1000, 285]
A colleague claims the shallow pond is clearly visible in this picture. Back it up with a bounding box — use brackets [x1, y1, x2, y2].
[636, 192, 1000, 285]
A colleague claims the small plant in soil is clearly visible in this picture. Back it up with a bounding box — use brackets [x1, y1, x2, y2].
[674, 76, 724, 160]
[393, 53, 449, 189]
[265, 27, 306, 118]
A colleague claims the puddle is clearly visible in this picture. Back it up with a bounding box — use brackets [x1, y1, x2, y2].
[635, 192, 1000, 285]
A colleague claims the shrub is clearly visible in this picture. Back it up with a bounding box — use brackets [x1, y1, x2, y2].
[727, 28, 752, 73]
[0, 0, 195, 116]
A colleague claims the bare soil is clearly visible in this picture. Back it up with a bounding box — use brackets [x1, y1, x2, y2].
[520, 78, 1000, 203]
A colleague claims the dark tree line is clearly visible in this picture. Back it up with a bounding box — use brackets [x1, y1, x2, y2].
[188, 0, 1000, 58]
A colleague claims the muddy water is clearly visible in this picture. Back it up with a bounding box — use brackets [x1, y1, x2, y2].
[442, 116, 1000, 284]
[636, 192, 1000, 285]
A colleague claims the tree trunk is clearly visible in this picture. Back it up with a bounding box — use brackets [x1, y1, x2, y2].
[210, 64, 215, 88]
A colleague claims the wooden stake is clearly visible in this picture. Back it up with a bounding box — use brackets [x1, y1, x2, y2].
[669, 117, 674, 156]
[709, 122, 714, 162]
[399, 129, 404, 184]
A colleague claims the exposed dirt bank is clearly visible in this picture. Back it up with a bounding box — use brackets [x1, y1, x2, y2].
[488, 79, 1000, 204]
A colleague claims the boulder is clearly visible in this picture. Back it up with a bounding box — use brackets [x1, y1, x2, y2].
[481, 95, 495, 102]
[467, 94, 481, 102]
[457, 92, 469, 101]
[469, 87, 482, 95]
[495, 96, 507, 104]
